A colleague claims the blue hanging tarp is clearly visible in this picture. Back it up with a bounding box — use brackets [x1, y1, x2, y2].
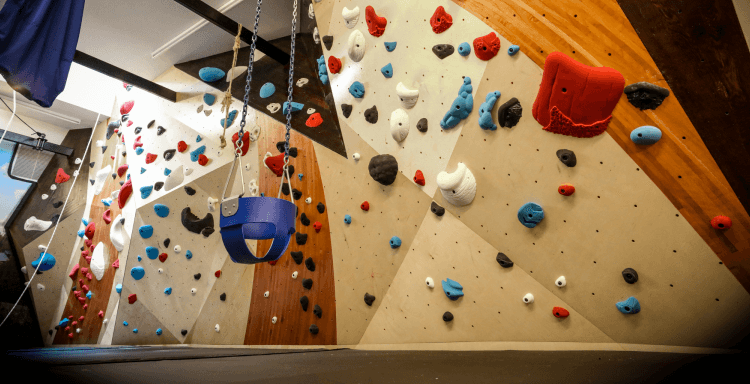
[0, 0, 85, 107]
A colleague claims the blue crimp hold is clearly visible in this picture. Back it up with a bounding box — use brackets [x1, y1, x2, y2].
[316, 55, 329, 85]
[440, 77, 473, 129]
[185, 250, 193, 260]
[59, 318, 69, 327]
[260, 82, 275, 98]
[344, 214, 352, 224]
[283, 101, 304, 115]
[630, 126, 662, 145]
[131, 266, 145, 280]
[154, 204, 170, 218]
[32, 252, 56, 271]
[86, 291, 93, 299]
[164, 168, 171, 176]
[389, 236, 401, 248]
[133, 328, 138, 334]
[116, 284, 123, 293]
[135, 147, 144, 155]
[198, 67, 225, 82]
[101, 198, 112, 207]
[123, 321, 128, 326]
[298, 173, 303, 180]
[146, 246, 159, 260]
[140, 167, 146, 174]
[442, 278, 464, 300]
[82, 218, 90, 226]
[138, 225, 153, 239]
[204, 93, 216, 106]
[156, 328, 163, 336]
[381, 63, 393, 78]
[140, 185, 153, 199]
[164, 287, 172, 295]
[478, 91, 501, 130]
[508, 44, 520, 56]
[458, 42, 471, 57]
[196, 135, 202, 142]
[616, 296, 641, 314]
[220, 110, 238, 128]
[78, 229, 85, 238]
[137, 255, 142, 261]
[384, 41, 397, 52]
[190, 145, 206, 162]
[349, 81, 365, 98]
[518, 202, 544, 228]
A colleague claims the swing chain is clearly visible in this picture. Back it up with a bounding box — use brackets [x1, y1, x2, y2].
[283, 0, 298, 167]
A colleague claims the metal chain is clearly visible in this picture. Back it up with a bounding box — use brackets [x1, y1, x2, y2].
[284, 0, 298, 166]
[237, 0, 264, 154]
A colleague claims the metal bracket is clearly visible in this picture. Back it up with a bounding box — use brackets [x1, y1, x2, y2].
[221, 198, 240, 218]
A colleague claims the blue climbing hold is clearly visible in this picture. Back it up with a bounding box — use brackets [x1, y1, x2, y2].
[190, 145, 206, 162]
[116, 284, 122, 293]
[138, 225, 154, 239]
[156, 328, 163, 336]
[101, 198, 112, 207]
[518, 202, 544, 228]
[381, 63, 393, 78]
[154, 204, 170, 218]
[260, 82, 276, 98]
[282, 101, 304, 115]
[630, 126, 662, 145]
[349, 81, 365, 98]
[508, 44, 520, 56]
[442, 278, 464, 300]
[135, 147, 144, 155]
[616, 296, 641, 314]
[146, 246, 159, 260]
[82, 218, 90, 226]
[220, 110, 238, 128]
[440, 77, 473, 129]
[458, 42, 471, 57]
[86, 291, 93, 299]
[123, 321, 128, 326]
[77, 229, 85, 238]
[164, 287, 172, 295]
[140, 185, 153, 199]
[478, 91, 501, 130]
[185, 250, 193, 260]
[59, 318, 69, 327]
[316, 55, 329, 85]
[204, 93, 216, 106]
[31, 252, 56, 271]
[131, 266, 145, 280]
[198, 67, 225, 82]
[164, 168, 172, 176]
[384, 41, 397, 52]
[389, 236, 401, 248]
[344, 215, 352, 224]
[140, 167, 146, 174]
[137, 255, 142, 261]
[133, 328, 138, 334]
[196, 135, 202, 142]
[298, 173, 303, 181]
[260, 193, 264, 197]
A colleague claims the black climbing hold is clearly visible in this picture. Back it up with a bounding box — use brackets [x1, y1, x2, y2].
[120, 218, 125, 225]
[317, 202, 325, 214]
[416, 118, 428, 133]
[287, 164, 295, 177]
[164, 238, 171, 248]
[624, 82, 670, 110]
[181, 207, 214, 234]
[164, 149, 176, 161]
[430, 201, 445, 217]
[313, 304, 322, 318]
[117, 131, 123, 138]
[300, 296, 309, 311]
[157, 126, 166, 135]
[184, 186, 196, 196]
[281, 183, 290, 195]
[296, 232, 308, 245]
[148, 120, 155, 128]
[50, 213, 60, 224]
[154, 182, 164, 191]
[90, 179, 95, 185]
[309, 324, 319, 335]
[276, 141, 286, 153]
[194, 273, 201, 280]
[301, 213, 310, 226]
[89, 162, 95, 168]
[364, 293, 376, 306]
[496, 252, 514, 268]
[556, 149, 577, 167]
[442, 311, 454, 322]
[341, 104, 353, 118]
[121, 114, 129, 122]
[201, 227, 215, 237]
[622, 268, 639, 284]
[322, 35, 333, 50]
[305, 257, 316, 272]
[119, 181, 124, 186]
[220, 293, 226, 301]
[134, 127, 142, 134]
[291, 251, 303, 264]
[81, 246, 84, 251]
[292, 189, 302, 200]
[432, 44, 455, 59]
[368, 154, 399, 186]
[302, 278, 313, 290]
[53, 201, 63, 209]
[497, 97, 522, 128]
[181, 329, 187, 336]
[49, 330, 53, 335]
[364, 105, 378, 124]
[289, 148, 298, 158]
[111, 173, 116, 180]
[101, 146, 108, 154]
[121, 150, 126, 157]
[325, 92, 333, 107]
[106, 121, 120, 140]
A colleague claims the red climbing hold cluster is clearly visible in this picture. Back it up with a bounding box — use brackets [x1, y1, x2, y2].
[553, 306, 570, 318]
[55, 168, 70, 184]
[85, 222, 96, 240]
[558, 183, 575, 196]
[103, 209, 112, 224]
[306, 113, 324, 128]
[118, 179, 133, 209]
[473, 32, 501, 61]
[159, 253, 168, 262]
[413, 170, 425, 186]
[313, 221, 322, 233]
[133, 136, 143, 149]
[128, 293, 137, 304]
[120, 100, 134, 115]
[711, 215, 732, 230]
[177, 140, 188, 153]
[365, 6, 387, 37]
[198, 154, 209, 166]
[231, 131, 250, 156]
[117, 164, 129, 177]
[145, 153, 157, 164]
[327, 56, 342, 74]
[215, 270, 221, 278]
[361, 201, 370, 211]
[430, 6, 453, 34]
[265, 153, 285, 176]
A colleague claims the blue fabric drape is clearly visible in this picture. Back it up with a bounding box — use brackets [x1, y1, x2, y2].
[0, 0, 85, 107]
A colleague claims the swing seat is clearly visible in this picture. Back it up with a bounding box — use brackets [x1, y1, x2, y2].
[219, 196, 296, 264]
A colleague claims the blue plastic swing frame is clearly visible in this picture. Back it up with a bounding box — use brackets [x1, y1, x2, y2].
[220, 196, 296, 264]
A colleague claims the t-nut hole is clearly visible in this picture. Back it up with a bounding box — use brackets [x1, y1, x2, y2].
[562, 88, 567, 93]
[638, 133, 643, 137]
[718, 223, 725, 228]
[624, 306, 630, 311]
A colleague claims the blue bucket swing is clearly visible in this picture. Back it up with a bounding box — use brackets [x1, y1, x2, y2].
[219, 0, 299, 264]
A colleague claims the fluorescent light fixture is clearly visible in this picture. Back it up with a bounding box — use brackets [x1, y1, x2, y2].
[11, 98, 81, 125]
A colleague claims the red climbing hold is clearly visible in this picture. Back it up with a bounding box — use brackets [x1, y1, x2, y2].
[85, 222, 96, 240]
[553, 306, 570, 318]
[85, 256, 92, 264]
[98, 310, 104, 318]
[306, 113, 324, 128]
[327, 56, 342, 74]
[361, 201, 370, 211]
[68, 333, 74, 339]
[215, 270, 221, 278]
[55, 168, 70, 184]
[117, 164, 129, 177]
[69, 263, 79, 279]
[103, 209, 112, 224]
[473, 32, 501, 60]
[74, 290, 81, 297]
[118, 178, 133, 209]
[313, 221, 322, 233]
[112, 259, 119, 268]
[133, 136, 143, 149]
[83, 304, 88, 310]
[71, 321, 77, 326]
[110, 156, 115, 160]
[265, 153, 285, 176]
[145, 153, 157, 164]
[120, 100, 134, 115]
[128, 293, 137, 304]
[78, 296, 86, 305]
[543, 106, 612, 138]
[268, 260, 277, 265]
[177, 140, 188, 153]
[159, 253, 168, 262]
[231, 131, 250, 156]
[365, 6, 387, 37]
[558, 183, 575, 196]
[430, 6, 453, 34]
[82, 285, 89, 293]
[79, 316, 85, 322]
[80, 267, 89, 274]
[711, 215, 732, 230]
[198, 154, 209, 166]
[84, 239, 92, 248]
[413, 170, 425, 186]
[126, 121, 133, 127]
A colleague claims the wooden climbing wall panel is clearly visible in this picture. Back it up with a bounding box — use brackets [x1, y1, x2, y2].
[244, 115, 337, 345]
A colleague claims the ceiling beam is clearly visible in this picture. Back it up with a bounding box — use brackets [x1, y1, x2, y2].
[171, 0, 291, 65]
[0, 129, 74, 157]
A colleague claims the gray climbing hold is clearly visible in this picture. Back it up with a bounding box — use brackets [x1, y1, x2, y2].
[148, 120, 155, 128]
[291, 251, 303, 265]
[313, 304, 322, 318]
[181, 207, 214, 234]
[184, 186, 196, 196]
[364, 293, 376, 306]
[181, 329, 188, 336]
[622, 268, 639, 284]
[497, 97, 522, 128]
[154, 181, 164, 191]
[305, 257, 316, 272]
[416, 118, 428, 133]
[322, 35, 333, 50]
[106, 121, 120, 140]
[53, 201, 63, 208]
[302, 278, 313, 289]
[134, 127, 142, 134]
[296, 232, 308, 245]
[496, 252, 513, 268]
[624, 82, 670, 110]
[430, 201, 445, 217]
[364, 105, 378, 123]
[317, 202, 325, 213]
[89, 162, 95, 168]
[164, 149, 176, 161]
[556, 149, 577, 167]
[101, 146, 108, 154]
[432, 44, 455, 59]
[301, 213, 310, 226]
[442, 311, 454, 322]
[368, 154, 398, 186]
[300, 296, 309, 311]
[341, 104, 353, 118]
[309, 324, 319, 334]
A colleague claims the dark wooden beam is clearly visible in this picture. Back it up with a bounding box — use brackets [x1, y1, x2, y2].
[0, 129, 74, 157]
[72, 50, 178, 103]
[171, 0, 291, 65]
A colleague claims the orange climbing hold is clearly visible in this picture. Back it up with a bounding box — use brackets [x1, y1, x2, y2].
[120, 100, 134, 115]
[430, 6, 453, 34]
[117, 164, 129, 177]
[85, 222, 95, 240]
[711, 215, 732, 230]
[265, 153, 285, 176]
[328, 56, 342, 74]
[232, 131, 250, 156]
[177, 140, 188, 153]
[55, 168, 70, 184]
[145, 153, 157, 164]
[558, 183, 575, 196]
[198, 154, 209, 166]
[365, 6, 387, 37]
[361, 201, 370, 211]
[313, 221, 322, 233]
[553, 306, 570, 318]
[473, 32, 501, 61]
[413, 170, 425, 186]
[118, 178, 133, 209]
[128, 293, 137, 304]
[306, 113, 323, 128]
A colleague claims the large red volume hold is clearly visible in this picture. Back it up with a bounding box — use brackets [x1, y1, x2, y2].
[120, 100, 134, 115]
[265, 153, 285, 176]
[473, 32, 501, 60]
[55, 168, 70, 184]
[553, 307, 570, 318]
[430, 6, 453, 34]
[328, 56, 342, 74]
[711, 215, 732, 230]
[118, 178, 133, 209]
[365, 6, 387, 37]
[532, 52, 624, 136]
[231, 131, 250, 156]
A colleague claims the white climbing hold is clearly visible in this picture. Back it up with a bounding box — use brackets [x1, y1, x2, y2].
[352, 153, 360, 161]
[21, 266, 26, 274]
[555, 276, 567, 287]
[41, 194, 49, 200]
[165, 165, 185, 191]
[244, 163, 251, 171]
[184, 167, 193, 176]
[215, 324, 220, 333]
[173, 245, 181, 253]
[305, 197, 312, 204]
[225, 66, 247, 82]
[296, 78, 309, 87]
[103, 319, 108, 324]
[390, 109, 410, 142]
[248, 125, 261, 142]
[271, 316, 277, 324]
[191, 288, 197, 294]
[342, 6, 360, 28]
[217, 150, 223, 157]
[94, 165, 112, 195]
[76, 328, 81, 334]
[436, 163, 476, 207]
[313, 27, 320, 44]
[207, 197, 219, 212]
[425, 277, 435, 288]
[396, 82, 419, 109]
[263, 152, 272, 170]
[308, 3, 314, 19]
[38, 244, 47, 252]
[37, 283, 45, 291]
[24, 216, 52, 232]
[74, 158, 82, 165]
[347, 30, 366, 62]
[264, 291, 269, 298]
[158, 268, 163, 274]
[292, 271, 298, 279]
[248, 180, 258, 196]
[110, 214, 125, 252]
[267, 103, 281, 114]
[95, 140, 104, 148]
[50, 184, 57, 191]
[73, 170, 79, 177]
[522, 293, 535, 304]
[307, 108, 316, 114]
[91, 241, 107, 281]
[110, 189, 119, 200]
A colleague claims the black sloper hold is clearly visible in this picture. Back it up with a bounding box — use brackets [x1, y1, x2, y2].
[322, 35, 333, 50]
[291, 251, 304, 265]
[432, 44, 455, 59]
[364, 293, 376, 306]
[317, 202, 325, 214]
[287, 164, 295, 177]
[622, 268, 639, 284]
[281, 183, 290, 196]
[134, 127, 142, 134]
[556, 149, 577, 167]
[302, 278, 313, 290]
[220, 293, 227, 301]
[184, 186, 196, 196]
[164, 238, 170, 248]
[120, 217, 125, 225]
[368, 154, 399, 186]
[181, 329, 188, 336]
[148, 120, 155, 128]
[301, 213, 311, 226]
[154, 182, 164, 191]
[49, 329, 54, 335]
[201, 227, 214, 237]
[181, 207, 214, 234]
[289, 147, 298, 158]
[309, 324, 319, 335]
[164, 149, 176, 161]
[497, 97, 522, 128]
[90, 179, 95, 185]
[430, 201, 445, 217]
[341, 104, 353, 118]
[276, 141, 286, 153]
[81, 246, 85, 251]
[89, 162, 95, 168]
[292, 189, 302, 200]
[300, 296, 309, 311]
[157, 126, 166, 135]
[194, 273, 201, 280]
[416, 118, 428, 133]
[296, 232, 308, 245]
[496, 252, 514, 268]
[443, 311, 454, 322]
[364, 105, 378, 124]
[305, 257, 316, 272]
[313, 304, 322, 318]
[623, 82, 670, 110]
[121, 150, 126, 157]
[53, 201, 63, 208]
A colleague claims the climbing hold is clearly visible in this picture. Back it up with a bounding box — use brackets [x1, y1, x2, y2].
[103, 209, 112, 225]
[349, 81, 365, 98]
[555, 276, 567, 287]
[313, 222, 322, 233]
[31, 252, 56, 271]
[624, 82, 670, 110]
[347, 30, 366, 62]
[313, 304, 323, 319]
[85, 222, 96, 239]
[145, 246, 159, 260]
[364, 105, 379, 124]
[432, 44, 454, 59]
[365, 5, 387, 37]
[165, 165, 185, 191]
[711, 215, 732, 230]
[313, 27, 320, 44]
[131, 266, 145, 280]
[305, 113, 323, 127]
[296, 232, 308, 245]
[396, 83, 419, 109]
[231, 131, 250, 156]
[368, 154, 398, 185]
[322, 35, 333, 50]
[413, 170, 425, 186]
[553, 307, 570, 318]
[457, 42, 471, 57]
[344, 215, 352, 224]
[264, 153, 285, 176]
[327, 56, 342, 75]
[139, 225, 154, 239]
[116, 284, 122, 293]
[154, 204, 170, 218]
[478, 91, 501, 130]
[120, 100, 135, 116]
[157, 126, 167, 136]
[259, 82, 275, 98]
[302, 278, 313, 290]
[442, 312, 454, 322]
[177, 141, 188, 153]
[616, 296, 641, 314]
[437, 162, 476, 206]
[282, 101, 304, 115]
[496, 252, 513, 268]
[630, 126, 662, 145]
[190, 145, 206, 162]
[518, 202, 544, 228]
[440, 77, 473, 129]
[112, 258, 120, 269]
[181, 207, 213, 235]
[305, 257, 316, 272]
[425, 277, 435, 288]
[622, 268, 639, 284]
[128, 293, 137, 304]
[497, 97, 522, 128]
[154, 182, 164, 191]
[291, 251, 303, 265]
[473, 32, 501, 60]
[316, 55, 328, 85]
[194, 273, 201, 280]
[556, 149, 577, 167]
[522, 293, 534, 304]
[341, 104, 353, 118]
[199, 67, 225, 82]
[317, 202, 325, 213]
[342, 6, 360, 28]
[106, 121, 120, 140]
[24, 217, 52, 232]
[53, 168, 71, 185]
[292, 271, 298, 279]
[163, 149, 177, 161]
[41, 194, 49, 200]
[220, 110, 238, 129]
[186, 250, 193, 260]
[184, 186, 196, 196]
[203, 93, 216, 106]
[364, 292, 376, 306]
[361, 201, 370, 211]
[132, 136, 144, 150]
[191, 288, 197, 294]
[558, 183, 575, 196]
[380, 63, 393, 78]
[430, 6, 453, 33]
[384, 41, 397, 52]
[430, 201, 445, 217]
[145, 153, 158, 164]
[181, 330, 188, 336]
[508, 44, 520, 56]
[308, 324, 319, 334]
[413, 119, 428, 135]
[135, 147, 144, 155]
[442, 278, 464, 300]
